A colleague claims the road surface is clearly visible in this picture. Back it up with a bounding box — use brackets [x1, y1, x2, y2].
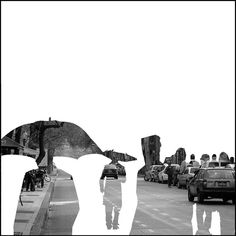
[41, 169, 235, 235]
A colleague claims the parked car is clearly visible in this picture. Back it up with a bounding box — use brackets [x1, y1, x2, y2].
[188, 168, 235, 203]
[177, 166, 199, 189]
[144, 165, 162, 181]
[101, 164, 118, 179]
[158, 164, 180, 184]
[152, 165, 164, 182]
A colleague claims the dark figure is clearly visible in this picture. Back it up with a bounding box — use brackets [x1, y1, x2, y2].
[173, 165, 180, 186]
[165, 162, 173, 187]
[189, 154, 196, 165]
[24, 170, 35, 191]
[35, 169, 45, 188]
[230, 157, 234, 164]
[212, 154, 217, 161]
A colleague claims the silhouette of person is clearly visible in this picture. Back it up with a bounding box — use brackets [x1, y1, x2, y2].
[100, 164, 126, 230]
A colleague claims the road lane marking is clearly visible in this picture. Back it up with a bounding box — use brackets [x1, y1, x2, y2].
[140, 223, 147, 227]
[148, 229, 155, 233]
[50, 200, 78, 206]
[153, 208, 159, 211]
[159, 212, 169, 216]
[171, 217, 181, 221]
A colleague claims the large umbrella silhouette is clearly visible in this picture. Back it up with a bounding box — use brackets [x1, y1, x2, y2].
[1, 120, 136, 164]
[1, 119, 140, 235]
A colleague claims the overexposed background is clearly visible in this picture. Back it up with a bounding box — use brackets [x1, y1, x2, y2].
[2, 2, 235, 163]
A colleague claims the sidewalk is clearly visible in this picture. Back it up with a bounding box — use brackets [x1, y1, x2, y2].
[14, 169, 58, 235]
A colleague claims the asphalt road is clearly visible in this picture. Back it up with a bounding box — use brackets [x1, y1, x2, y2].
[41, 169, 235, 235]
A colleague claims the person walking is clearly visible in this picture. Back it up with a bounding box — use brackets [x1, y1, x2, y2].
[100, 164, 126, 230]
[25, 170, 35, 191]
[173, 165, 180, 186]
[166, 162, 173, 188]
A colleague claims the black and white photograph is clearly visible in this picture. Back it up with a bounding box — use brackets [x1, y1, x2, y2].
[1, 1, 235, 235]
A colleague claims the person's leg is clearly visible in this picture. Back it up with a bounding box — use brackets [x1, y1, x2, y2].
[168, 175, 171, 187]
[105, 202, 113, 229]
[41, 177, 44, 188]
[30, 177, 35, 191]
[112, 208, 120, 230]
[25, 176, 30, 191]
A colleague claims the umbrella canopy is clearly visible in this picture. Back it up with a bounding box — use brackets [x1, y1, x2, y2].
[1, 136, 24, 149]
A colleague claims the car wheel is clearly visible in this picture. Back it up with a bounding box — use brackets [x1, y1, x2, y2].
[144, 175, 148, 181]
[188, 188, 194, 202]
[197, 191, 204, 203]
[177, 181, 181, 189]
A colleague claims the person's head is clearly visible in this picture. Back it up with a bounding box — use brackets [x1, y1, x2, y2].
[200, 154, 210, 161]
[219, 152, 229, 161]
[212, 154, 217, 161]
[190, 154, 195, 160]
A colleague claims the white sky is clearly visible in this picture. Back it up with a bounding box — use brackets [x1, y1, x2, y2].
[2, 2, 235, 163]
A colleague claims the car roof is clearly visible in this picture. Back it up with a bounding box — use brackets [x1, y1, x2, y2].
[104, 164, 117, 169]
[200, 167, 233, 170]
[163, 163, 179, 166]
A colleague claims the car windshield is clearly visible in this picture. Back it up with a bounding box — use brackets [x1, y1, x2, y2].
[220, 162, 230, 167]
[205, 170, 234, 179]
[190, 168, 199, 173]
[208, 162, 219, 167]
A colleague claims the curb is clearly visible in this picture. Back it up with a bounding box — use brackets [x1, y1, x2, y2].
[30, 177, 56, 235]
